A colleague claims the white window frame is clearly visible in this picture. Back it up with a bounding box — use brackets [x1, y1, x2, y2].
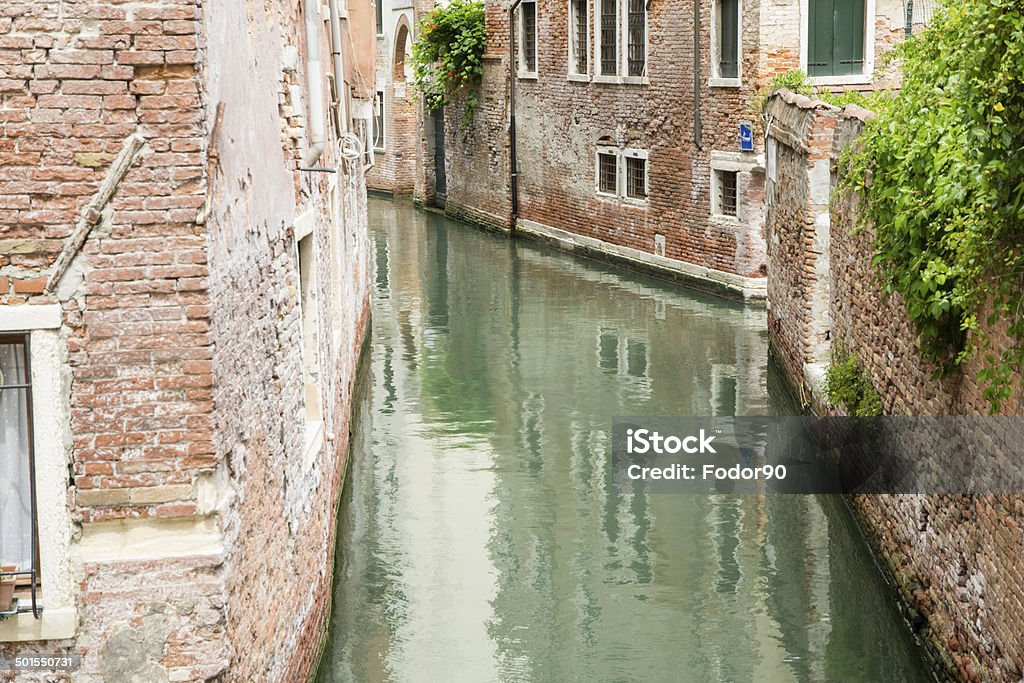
[373, 90, 385, 153]
[799, 0, 876, 86]
[518, 0, 539, 79]
[567, 0, 590, 81]
[592, 0, 649, 85]
[0, 305, 76, 643]
[710, 0, 742, 88]
[595, 145, 620, 198]
[621, 148, 649, 205]
[595, 146, 649, 205]
[710, 167, 739, 220]
[620, 0, 648, 84]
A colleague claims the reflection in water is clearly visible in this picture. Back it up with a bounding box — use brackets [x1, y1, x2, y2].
[315, 198, 930, 683]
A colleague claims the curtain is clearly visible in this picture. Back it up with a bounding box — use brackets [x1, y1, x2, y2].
[0, 341, 33, 573]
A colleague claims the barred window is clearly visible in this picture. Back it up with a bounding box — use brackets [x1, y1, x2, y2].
[715, 170, 738, 217]
[570, 0, 588, 75]
[625, 156, 647, 199]
[521, 0, 538, 74]
[598, 152, 618, 194]
[600, 0, 617, 75]
[627, 0, 646, 76]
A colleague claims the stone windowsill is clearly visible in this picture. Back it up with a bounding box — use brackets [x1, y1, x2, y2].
[0, 606, 77, 643]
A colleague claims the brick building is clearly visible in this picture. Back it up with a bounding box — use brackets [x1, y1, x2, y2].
[0, 0, 374, 680]
[424, 0, 907, 300]
[366, 0, 420, 194]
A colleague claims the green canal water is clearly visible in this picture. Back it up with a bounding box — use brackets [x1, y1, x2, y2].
[314, 197, 931, 682]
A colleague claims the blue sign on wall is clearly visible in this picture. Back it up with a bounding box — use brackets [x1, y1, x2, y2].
[739, 123, 754, 151]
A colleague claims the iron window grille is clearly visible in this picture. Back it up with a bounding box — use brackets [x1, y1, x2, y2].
[627, 0, 646, 76]
[600, 0, 617, 74]
[0, 333, 42, 620]
[626, 156, 647, 199]
[716, 170, 738, 217]
[521, 1, 538, 73]
[598, 152, 618, 194]
[572, 0, 588, 74]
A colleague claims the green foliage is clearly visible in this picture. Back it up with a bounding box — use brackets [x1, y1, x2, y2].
[839, 0, 1024, 413]
[825, 348, 883, 416]
[755, 69, 892, 113]
[411, 0, 486, 126]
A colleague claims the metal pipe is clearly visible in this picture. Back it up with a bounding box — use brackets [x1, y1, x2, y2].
[508, 0, 523, 233]
[692, 0, 702, 149]
[304, 0, 327, 166]
[328, 0, 349, 133]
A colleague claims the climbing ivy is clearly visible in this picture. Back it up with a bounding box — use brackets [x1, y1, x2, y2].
[411, 0, 486, 126]
[839, 1, 1024, 413]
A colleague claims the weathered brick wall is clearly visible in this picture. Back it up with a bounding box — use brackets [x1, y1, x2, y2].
[1, 0, 372, 679]
[368, 10, 418, 194]
[766, 94, 1024, 682]
[203, 0, 372, 680]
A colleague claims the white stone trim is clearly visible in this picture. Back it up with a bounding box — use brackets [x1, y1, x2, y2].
[0, 304, 61, 331]
[710, 150, 765, 173]
[77, 517, 224, 563]
[0, 328, 77, 643]
[516, 218, 767, 300]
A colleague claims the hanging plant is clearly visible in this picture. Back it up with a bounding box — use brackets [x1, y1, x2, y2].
[411, 0, 486, 126]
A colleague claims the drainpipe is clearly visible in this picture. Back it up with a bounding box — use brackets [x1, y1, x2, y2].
[508, 0, 522, 234]
[692, 0, 702, 149]
[328, 0, 349, 133]
[304, 0, 327, 166]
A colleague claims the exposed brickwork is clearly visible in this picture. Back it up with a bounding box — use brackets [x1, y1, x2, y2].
[368, 10, 418, 194]
[766, 94, 1024, 682]
[0, 0, 373, 679]
[429, 0, 906, 283]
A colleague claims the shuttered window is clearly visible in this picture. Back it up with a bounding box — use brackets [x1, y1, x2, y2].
[717, 0, 739, 79]
[807, 0, 865, 77]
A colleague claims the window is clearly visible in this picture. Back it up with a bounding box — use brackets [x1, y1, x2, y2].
[373, 91, 385, 152]
[713, 0, 740, 81]
[296, 228, 322, 425]
[0, 336, 36, 600]
[626, 0, 646, 76]
[599, 0, 617, 75]
[569, 0, 589, 76]
[376, 0, 383, 35]
[807, 0, 866, 77]
[713, 169, 738, 217]
[597, 150, 618, 195]
[625, 155, 647, 200]
[597, 147, 649, 202]
[592, 0, 646, 81]
[520, 0, 538, 76]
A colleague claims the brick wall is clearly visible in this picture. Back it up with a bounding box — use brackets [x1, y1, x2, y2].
[766, 92, 1024, 682]
[0, 0, 372, 679]
[368, 10, 418, 194]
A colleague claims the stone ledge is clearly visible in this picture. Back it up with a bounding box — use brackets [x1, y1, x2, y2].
[516, 218, 767, 304]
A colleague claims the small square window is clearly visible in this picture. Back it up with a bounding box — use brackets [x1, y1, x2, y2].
[714, 169, 738, 217]
[625, 156, 647, 200]
[598, 152, 618, 194]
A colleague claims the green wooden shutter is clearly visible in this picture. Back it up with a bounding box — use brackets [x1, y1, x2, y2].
[834, 0, 865, 76]
[808, 0, 834, 76]
[809, 0, 865, 76]
[719, 0, 739, 79]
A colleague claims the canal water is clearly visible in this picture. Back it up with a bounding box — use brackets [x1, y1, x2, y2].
[315, 198, 931, 682]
